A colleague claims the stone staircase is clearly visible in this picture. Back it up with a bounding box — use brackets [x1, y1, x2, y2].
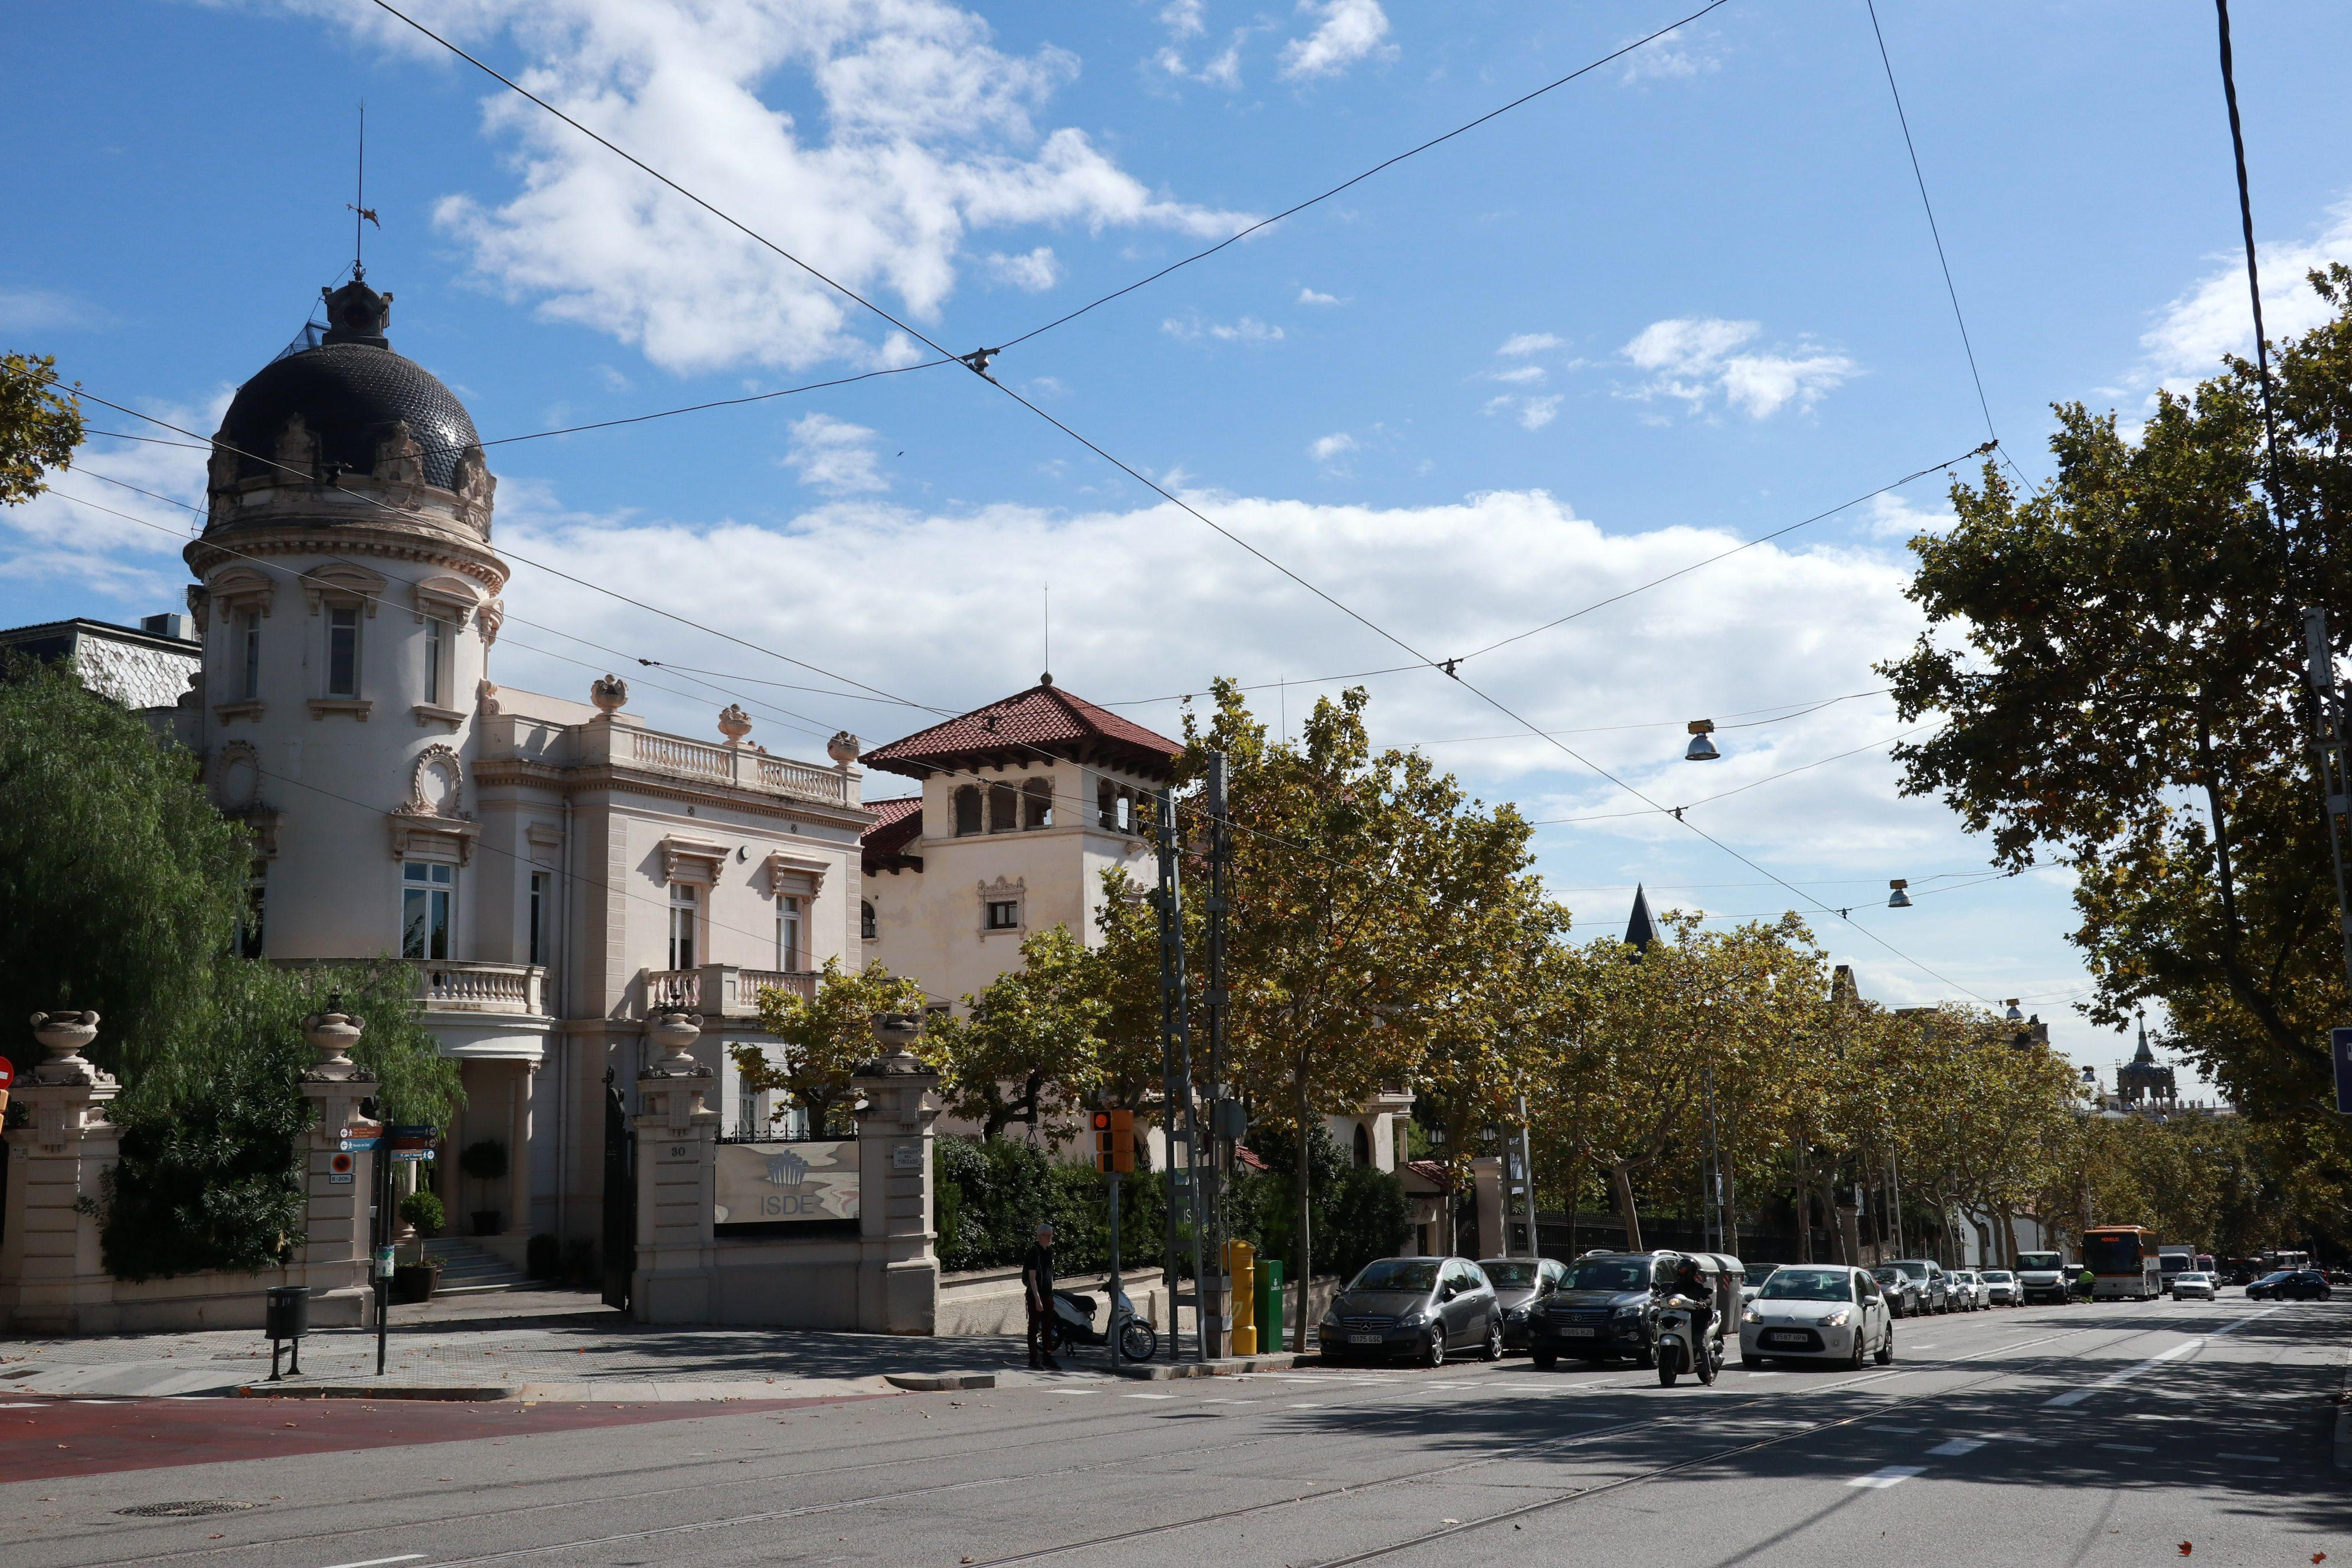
[422, 1236, 533, 1296]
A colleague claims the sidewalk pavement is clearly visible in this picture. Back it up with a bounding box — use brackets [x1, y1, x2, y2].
[0, 1288, 1054, 1403]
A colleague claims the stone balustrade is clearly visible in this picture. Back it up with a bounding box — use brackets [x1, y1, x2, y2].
[417, 960, 544, 1015]
[641, 965, 816, 1019]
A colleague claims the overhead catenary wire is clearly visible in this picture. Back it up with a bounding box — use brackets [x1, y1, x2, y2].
[1523, 723, 1939, 826]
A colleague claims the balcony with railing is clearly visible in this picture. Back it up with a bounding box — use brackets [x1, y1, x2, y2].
[590, 723, 850, 807]
[641, 963, 818, 1019]
[418, 961, 546, 1016]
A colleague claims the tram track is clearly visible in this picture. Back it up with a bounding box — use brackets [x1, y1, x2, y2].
[61, 1311, 2158, 1568]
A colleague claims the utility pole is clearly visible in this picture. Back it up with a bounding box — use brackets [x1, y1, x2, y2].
[1155, 783, 1206, 1360]
[1514, 1093, 1537, 1259]
[1201, 753, 1234, 1357]
[1702, 1064, 1723, 1254]
[1889, 1150, 1905, 1260]
[2301, 609, 2352, 1018]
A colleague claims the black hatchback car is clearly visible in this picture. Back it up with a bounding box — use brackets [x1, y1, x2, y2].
[1317, 1257, 1502, 1366]
[1527, 1251, 1682, 1368]
[2247, 1269, 2333, 1301]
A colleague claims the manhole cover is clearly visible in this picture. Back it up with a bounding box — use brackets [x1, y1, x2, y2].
[114, 1501, 262, 1519]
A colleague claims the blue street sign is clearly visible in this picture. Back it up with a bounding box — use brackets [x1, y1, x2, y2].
[2333, 1028, 2352, 1115]
[339, 1136, 382, 1152]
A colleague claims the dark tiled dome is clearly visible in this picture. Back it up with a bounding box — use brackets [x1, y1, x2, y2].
[214, 279, 478, 492]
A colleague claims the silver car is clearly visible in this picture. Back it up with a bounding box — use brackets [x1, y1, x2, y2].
[1979, 1268, 2022, 1306]
[1948, 1270, 1984, 1311]
[2169, 1270, 2217, 1301]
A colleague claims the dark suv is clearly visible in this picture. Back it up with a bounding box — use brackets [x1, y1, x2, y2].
[1877, 1259, 1951, 1315]
[1528, 1251, 1683, 1369]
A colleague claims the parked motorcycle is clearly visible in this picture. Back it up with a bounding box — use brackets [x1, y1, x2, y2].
[1053, 1286, 1159, 1362]
[1655, 1292, 1718, 1387]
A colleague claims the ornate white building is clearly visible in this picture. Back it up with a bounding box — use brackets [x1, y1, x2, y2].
[169, 275, 871, 1267]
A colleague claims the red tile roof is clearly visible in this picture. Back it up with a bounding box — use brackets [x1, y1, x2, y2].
[860, 793, 925, 876]
[861, 678, 1181, 781]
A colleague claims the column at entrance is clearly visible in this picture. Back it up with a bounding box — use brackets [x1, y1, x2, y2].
[631, 1010, 718, 1324]
[851, 1012, 941, 1335]
[296, 1002, 379, 1327]
[0, 1013, 123, 1334]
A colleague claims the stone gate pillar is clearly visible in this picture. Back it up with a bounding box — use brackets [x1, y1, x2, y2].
[632, 1010, 718, 1324]
[852, 1012, 940, 1335]
[295, 1002, 379, 1327]
[0, 1012, 124, 1334]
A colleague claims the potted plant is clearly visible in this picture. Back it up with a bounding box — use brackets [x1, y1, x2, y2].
[393, 1191, 445, 1303]
[460, 1139, 508, 1236]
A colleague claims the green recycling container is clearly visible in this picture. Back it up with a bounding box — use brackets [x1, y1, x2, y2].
[1256, 1259, 1286, 1353]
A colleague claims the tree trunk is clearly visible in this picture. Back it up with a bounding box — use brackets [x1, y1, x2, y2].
[1609, 1160, 1643, 1252]
[1793, 1151, 1812, 1265]
[1836, 1191, 1863, 1268]
[1293, 1073, 1313, 1354]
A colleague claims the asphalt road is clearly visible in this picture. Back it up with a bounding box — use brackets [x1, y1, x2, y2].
[6, 1291, 2344, 1568]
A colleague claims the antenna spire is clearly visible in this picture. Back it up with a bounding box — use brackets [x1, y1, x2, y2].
[345, 102, 380, 280]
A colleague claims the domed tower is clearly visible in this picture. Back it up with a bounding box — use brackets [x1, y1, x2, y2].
[183, 276, 507, 962]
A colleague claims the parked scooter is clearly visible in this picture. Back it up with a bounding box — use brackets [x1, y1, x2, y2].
[1655, 1292, 1718, 1387]
[1053, 1285, 1159, 1362]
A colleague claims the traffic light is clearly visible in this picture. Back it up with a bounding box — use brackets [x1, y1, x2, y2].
[1093, 1108, 1134, 1174]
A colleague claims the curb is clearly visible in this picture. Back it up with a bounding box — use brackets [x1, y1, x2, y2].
[884, 1371, 996, 1392]
[237, 1384, 512, 1402]
[2334, 1348, 2351, 1472]
[1110, 1353, 1299, 1381]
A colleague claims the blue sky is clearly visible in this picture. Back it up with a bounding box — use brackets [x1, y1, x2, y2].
[9, 1, 2352, 1084]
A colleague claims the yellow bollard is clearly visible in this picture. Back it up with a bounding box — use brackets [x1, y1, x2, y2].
[1226, 1239, 1257, 1357]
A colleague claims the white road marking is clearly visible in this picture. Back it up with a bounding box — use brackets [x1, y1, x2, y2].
[2044, 1340, 2203, 1407]
[1927, 1438, 1985, 1456]
[318, 1556, 428, 1568]
[2096, 1443, 2155, 1453]
[1847, 1465, 1926, 1489]
[1122, 1393, 1178, 1400]
[2217, 1452, 2280, 1463]
[1289, 1402, 1322, 1409]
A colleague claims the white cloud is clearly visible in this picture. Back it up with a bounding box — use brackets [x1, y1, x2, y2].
[2139, 200, 2352, 393]
[1296, 287, 1342, 306]
[982, 246, 1064, 292]
[1498, 332, 1561, 356]
[0, 288, 109, 332]
[1, 391, 227, 603]
[1517, 396, 1561, 431]
[782, 411, 888, 495]
[1864, 491, 1957, 541]
[1277, 0, 1396, 82]
[1621, 25, 1722, 84]
[1162, 314, 1285, 344]
[1159, 0, 1206, 39]
[1308, 431, 1357, 463]
[1489, 364, 1547, 386]
[274, 1, 1252, 376]
[1622, 316, 1856, 418]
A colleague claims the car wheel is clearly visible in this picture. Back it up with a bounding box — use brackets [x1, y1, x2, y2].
[1481, 1318, 1504, 1361]
[1848, 1328, 1867, 1370]
[1531, 1349, 1557, 1371]
[1421, 1328, 1445, 1370]
[1875, 1324, 1894, 1366]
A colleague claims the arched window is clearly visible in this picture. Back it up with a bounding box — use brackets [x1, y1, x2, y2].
[953, 785, 982, 837]
[860, 900, 877, 940]
[1115, 788, 1133, 834]
[989, 780, 1018, 833]
[1353, 1123, 1372, 1168]
[1097, 778, 1116, 828]
[1023, 778, 1053, 829]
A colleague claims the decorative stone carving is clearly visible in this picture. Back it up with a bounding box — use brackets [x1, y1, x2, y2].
[211, 739, 262, 812]
[28, 1011, 112, 1088]
[410, 574, 478, 626]
[300, 563, 387, 616]
[299, 1002, 376, 1083]
[476, 596, 505, 646]
[764, 848, 829, 899]
[856, 1010, 935, 1078]
[374, 418, 426, 486]
[207, 440, 239, 494]
[645, 1010, 710, 1077]
[717, 704, 753, 744]
[274, 414, 319, 480]
[404, 743, 465, 817]
[452, 443, 497, 534]
[476, 678, 501, 717]
[590, 673, 628, 714]
[827, 731, 861, 766]
[659, 836, 727, 884]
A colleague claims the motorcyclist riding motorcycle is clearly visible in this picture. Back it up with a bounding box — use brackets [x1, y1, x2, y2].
[1662, 1255, 1717, 1385]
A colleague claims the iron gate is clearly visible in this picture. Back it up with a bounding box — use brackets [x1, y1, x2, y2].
[600, 1069, 635, 1313]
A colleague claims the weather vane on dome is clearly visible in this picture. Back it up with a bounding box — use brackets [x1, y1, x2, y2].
[345, 102, 380, 282]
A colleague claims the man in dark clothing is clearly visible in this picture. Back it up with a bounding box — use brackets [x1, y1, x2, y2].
[1023, 1221, 1060, 1370]
[1665, 1255, 1717, 1384]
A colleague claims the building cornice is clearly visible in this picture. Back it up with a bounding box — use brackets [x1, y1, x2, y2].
[471, 757, 876, 831]
[184, 518, 509, 596]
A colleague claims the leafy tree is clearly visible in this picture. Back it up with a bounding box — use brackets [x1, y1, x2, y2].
[739, 958, 929, 1136]
[925, 924, 1109, 1143]
[0, 351, 81, 505]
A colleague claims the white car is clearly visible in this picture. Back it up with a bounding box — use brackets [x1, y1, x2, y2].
[1979, 1269, 2022, 1306]
[1948, 1270, 1984, 1311]
[1740, 1264, 1894, 1369]
[2169, 1270, 2217, 1301]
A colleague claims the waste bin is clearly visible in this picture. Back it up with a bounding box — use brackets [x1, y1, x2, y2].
[264, 1285, 310, 1380]
[1226, 1240, 1257, 1356]
[1256, 1259, 1286, 1354]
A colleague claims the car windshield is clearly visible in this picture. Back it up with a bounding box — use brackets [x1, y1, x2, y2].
[1893, 1260, 1930, 1280]
[1745, 1266, 1777, 1286]
[1871, 1268, 1902, 1284]
[1760, 1268, 1853, 1302]
[2256, 1271, 2291, 1283]
[1481, 1261, 1540, 1289]
[1562, 1258, 1654, 1293]
[2083, 1234, 2148, 1275]
[2017, 1253, 2062, 1272]
[1982, 1271, 2014, 1282]
[2177, 1273, 2207, 1283]
[1350, 1259, 1440, 1293]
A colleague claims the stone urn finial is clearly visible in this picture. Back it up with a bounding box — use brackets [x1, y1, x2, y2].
[717, 703, 753, 744]
[28, 1010, 110, 1087]
[590, 673, 628, 714]
[870, 1010, 923, 1060]
[827, 730, 861, 767]
[645, 1010, 710, 1077]
[300, 997, 371, 1082]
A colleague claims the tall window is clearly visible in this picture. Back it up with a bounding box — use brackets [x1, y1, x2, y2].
[528, 871, 550, 966]
[326, 604, 360, 697]
[1098, 778, 1116, 828]
[668, 883, 698, 970]
[423, 615, 446, 705]
[237, 857, 267, 959]
[401, 862, 454, 960]
[775, 896, 802, 971]
[860, 899, 877, 940]
[239, 609, 262, 701]
[1023, 778, 1052, 829]
[953, 785, 982, 837]
[988, 781, 1018, 833]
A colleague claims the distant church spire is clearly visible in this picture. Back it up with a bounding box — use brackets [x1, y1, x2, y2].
[1624, 884, 1658, 957]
